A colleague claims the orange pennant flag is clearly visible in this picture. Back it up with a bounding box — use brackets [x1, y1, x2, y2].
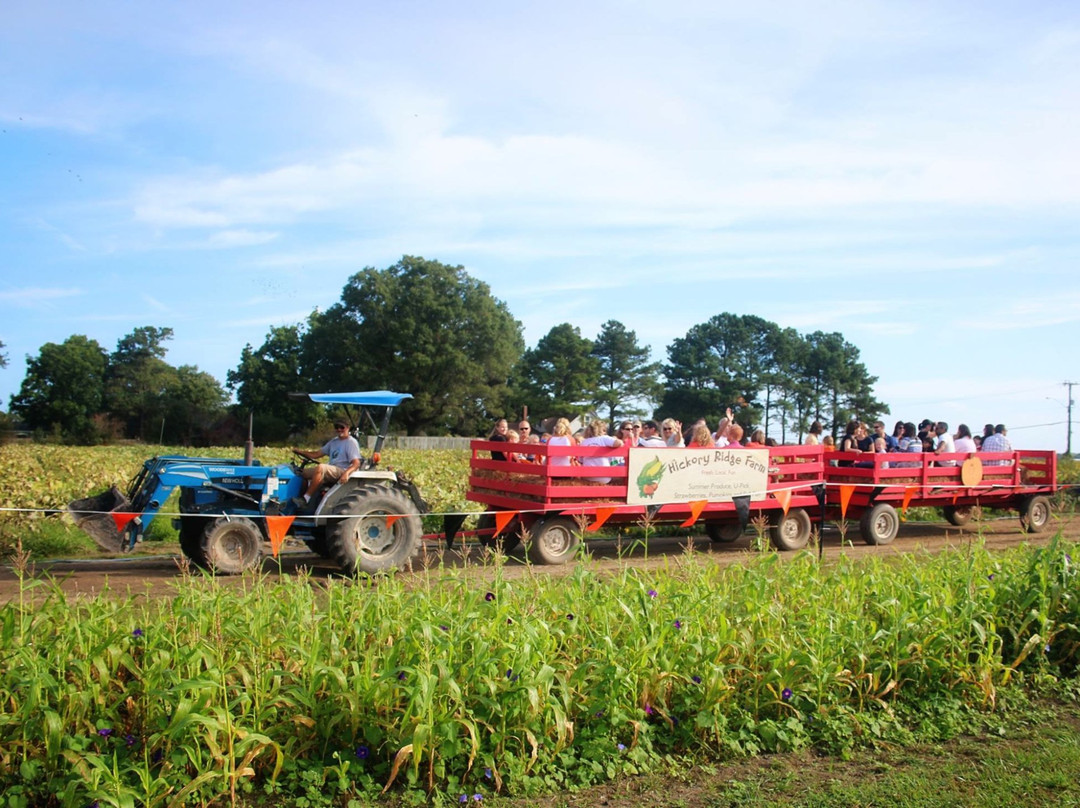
[679, 500, 708, 528]
[588, 507, 616, 532]
[838, 485, 855, 519]
[386, 514, 404, 528]
[494, 510, 518, 536]
[951, 493, 959, 505]
[901, 486, 916, 516]
[265, 515, 295, 557]
[110, 512, 138, 532]
[774, 488, 792, 516]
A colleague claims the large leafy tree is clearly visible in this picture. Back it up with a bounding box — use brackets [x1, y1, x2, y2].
[10, 335, 108, 442]
[303, 256, 523, 434]
[228, 323, 318, 441]
[662, 316, 886, 438]
[161, 365, 229, 444]
[508, 323, 599, 421]
[590, 320, 662, 424]
[103, 326, 176, 440]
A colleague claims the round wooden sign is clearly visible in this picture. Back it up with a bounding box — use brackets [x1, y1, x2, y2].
[961, 456, 983, 487]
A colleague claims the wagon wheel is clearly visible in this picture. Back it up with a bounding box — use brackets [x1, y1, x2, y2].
[475, 512, 522, 553]
[527, 516, 581, 565]
[705, 522, 744, 543]
[942, 504, 980, 527]
[767, 508, 811, 551]
[859, 503, 899, 545]
[1020, 495, 1051, 534]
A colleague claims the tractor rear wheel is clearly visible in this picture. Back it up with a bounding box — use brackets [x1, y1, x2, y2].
[326, 486, 421, 575]
[201, 517, 263, 574]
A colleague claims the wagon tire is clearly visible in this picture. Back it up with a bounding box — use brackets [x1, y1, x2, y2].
[768, 508, 812, 551]
[200, 517, 263, 574]
[1020, 495, 1051, 534]
[859, 503, 900, 545]
[326, 485, 421, 575]
[179, 516, 208, 567]
[706, 522, 744, 543]
[943, 504, 978, 527]
[527, 516, 580, 565]
[476, 512, 522, 553]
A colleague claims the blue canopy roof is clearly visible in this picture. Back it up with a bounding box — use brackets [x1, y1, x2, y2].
[307, 391, 413, 407]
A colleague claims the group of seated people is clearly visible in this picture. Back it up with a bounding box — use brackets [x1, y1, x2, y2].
[813, 419, 1013, 468]
[487, 415, 1015, 470]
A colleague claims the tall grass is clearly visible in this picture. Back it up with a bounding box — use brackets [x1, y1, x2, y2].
[1, 537, 1077, 806]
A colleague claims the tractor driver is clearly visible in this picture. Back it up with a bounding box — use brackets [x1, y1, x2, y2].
[291, 420, 361, 506]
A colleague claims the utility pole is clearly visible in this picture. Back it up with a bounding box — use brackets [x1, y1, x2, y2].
[1065, 381, 1076, 457]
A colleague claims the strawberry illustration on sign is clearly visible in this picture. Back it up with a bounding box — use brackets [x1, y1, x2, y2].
[636, 456, 665, 498]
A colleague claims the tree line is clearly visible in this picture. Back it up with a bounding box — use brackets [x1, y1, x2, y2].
[3, 256, 885, 444]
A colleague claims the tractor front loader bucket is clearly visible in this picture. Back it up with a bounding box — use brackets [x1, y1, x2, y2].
[68, 487, 131, 552]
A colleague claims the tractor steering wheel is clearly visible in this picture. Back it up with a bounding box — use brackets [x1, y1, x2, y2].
[291, 450, 317, 469]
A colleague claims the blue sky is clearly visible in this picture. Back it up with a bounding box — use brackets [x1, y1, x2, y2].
[1, 1, 1077, 449]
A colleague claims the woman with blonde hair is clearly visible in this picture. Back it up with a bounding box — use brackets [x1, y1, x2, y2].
[687, 422, 715, 448]
[661, 417, 684, 447]
[546, 418, 573, 467]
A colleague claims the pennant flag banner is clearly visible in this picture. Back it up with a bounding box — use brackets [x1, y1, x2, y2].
[110, 512, 138, 532]
[265, 515, 295, 557]
[951, 493, 959, 505]
[838, 485, 855, 519]
[901, 486, 916, 517]
[679, 500, 708, 528]
[773, 488, 792, 516]
[588, 507, 616, 532]
[386, 514, 404, 528]
[494, 510, 518, 536]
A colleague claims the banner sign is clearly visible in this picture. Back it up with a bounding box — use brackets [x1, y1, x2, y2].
[626, 447, 769, 506]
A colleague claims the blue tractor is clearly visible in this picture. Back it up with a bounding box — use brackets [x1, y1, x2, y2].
[68, 391, 428, 575]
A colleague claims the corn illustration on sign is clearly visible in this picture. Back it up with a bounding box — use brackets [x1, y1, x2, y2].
[625, 448, 770, 506]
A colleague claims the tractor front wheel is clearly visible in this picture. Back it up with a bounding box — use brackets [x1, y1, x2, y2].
[326, 486, 422, 575]
[201, 517, 263, 574]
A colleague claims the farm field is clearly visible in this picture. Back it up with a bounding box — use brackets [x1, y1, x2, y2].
[2, 444, 1079, 806]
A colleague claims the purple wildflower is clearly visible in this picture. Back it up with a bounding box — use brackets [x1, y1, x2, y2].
[459, 795, 468, 804]
[439, 625, 449, 632]
[355, 745, 370, 760]
[988, 574, 995, 581]
[647, 589, 658, 598]
[645, 704, 654, 716]
[673, 620, 682, 630]
[506, 617, 513, 625]
[567, 613, 575, 620]
[132, 628, 143, 638]
[617, 743, 626, 751]
[781, 688, 793, 702]
[97, 728, 112, 738]
[397, 671, 407, 681]
[473, 796, 483, 802]
[692, 675, 702, 684]
[1045, 643, 1052, 653]
[484, 591, 495, 602]
[484, 768, 493, 780]
[125, 734, 136, 747]
[506, 669, 518, 682]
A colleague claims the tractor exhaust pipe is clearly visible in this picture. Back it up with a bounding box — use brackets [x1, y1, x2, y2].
[243, 410, 254, 466]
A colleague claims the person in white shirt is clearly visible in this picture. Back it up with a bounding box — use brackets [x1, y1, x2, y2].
[934, 421, 957, 466]
[953, 424, 977, 454]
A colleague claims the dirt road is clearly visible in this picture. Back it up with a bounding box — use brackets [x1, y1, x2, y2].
[3, 510, 1077, 603]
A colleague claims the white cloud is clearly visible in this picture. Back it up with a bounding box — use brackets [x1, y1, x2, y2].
[0, 287, 83, 306]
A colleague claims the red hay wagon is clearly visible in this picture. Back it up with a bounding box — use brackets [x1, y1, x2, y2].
[822, 448, 1057, 545]
[463, 439, 1060, 563]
